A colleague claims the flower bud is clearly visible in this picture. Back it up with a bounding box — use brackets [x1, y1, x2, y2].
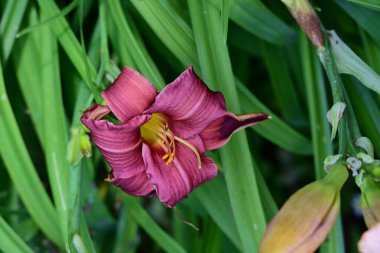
[281, 0, 324, 50]
[358, 223, 380, 253]
[356, 137, 374, 158]
[327, 102, 346, 142]
[324, 154, 342, 172]
[67, 127, 92, 165]
[79, 135, 92, 158]
[259, 164, 348, 253]
[360, 176, 380, 228]
[364, 161, 380, 178]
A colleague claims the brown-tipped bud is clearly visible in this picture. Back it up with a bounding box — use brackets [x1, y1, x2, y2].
[361, 176, 380, 228]
[281, 0, 324, 50]
[259, 164, 348, 253]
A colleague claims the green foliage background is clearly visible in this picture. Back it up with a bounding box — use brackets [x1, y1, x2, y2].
[0, 0, 379, 252]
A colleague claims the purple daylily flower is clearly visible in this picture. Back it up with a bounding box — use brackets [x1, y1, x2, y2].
[81, 66, 268, 207]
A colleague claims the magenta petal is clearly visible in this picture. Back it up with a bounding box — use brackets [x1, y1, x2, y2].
[108, 173, 153, 197]
[81, 114, 154, 196]
[200, 112, 269, 150]
[142, 136, 218, 207]
[145, 66, 227, 138]
[102, 67, 157, 123]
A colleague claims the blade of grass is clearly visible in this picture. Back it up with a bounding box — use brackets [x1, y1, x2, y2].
[300, 34, 345, 253]
[16, 0, 79, 39]
[0, 215, 34, 253]
[329, 31, 380, 96]
[347, 0, 380, 10]
[237, 83, 312, 155]
[12, 8, 45, 145]
[200, 218, 222, 253]
[36, 0, 101, 101]
[193, 175, 241, 250]
[261, 42, 304, 124]
[300, 34, 332, 178]
[121, 195, 187, 253]
[130, 0, 312, 155]
[223, 0, 296, 44]
[221, 0, 230, 43]
[40, 12, 69, 245]
[0, 0, 28, 63]
[112, 205, 138, 253]
[0, 60, 63, 247]
[130, 0, 198, 65]
[347, 79, 380, 153]
[105, 0, 165, 89]
[336, 0, 380, 47]
[67, 84, 96, 253]
[189, 1, 266, 251]
[359, 28, 380, 73]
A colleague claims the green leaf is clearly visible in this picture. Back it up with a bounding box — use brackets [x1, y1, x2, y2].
[0, 215, 34, 253]
[336, 0, 380, 47]
[0, 59, 63, 248]
[227, 0, 296, 44]
[105, 0, 165, 89]
[122, 195, 187, 253]
[36, 0, 101, 101]
[194, 175, 241, 250]
[188, 1, 266, 251]
[0, 0, 28, 63]
[40, 12, 70, 243]
[328, 30, 380, 96]
[347, 0, 380, 11]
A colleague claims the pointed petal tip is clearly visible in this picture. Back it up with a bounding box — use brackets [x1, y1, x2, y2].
[200, 112, 269, 150]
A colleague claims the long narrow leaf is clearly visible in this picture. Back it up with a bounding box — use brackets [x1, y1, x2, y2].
[0, 60, 63, 247]
[0, 215, 34, 253]
[189, 1, 266, 251]
[122, 196, 187, 253]
[0, 0, 28, 63]
[40, 12, 69, 244]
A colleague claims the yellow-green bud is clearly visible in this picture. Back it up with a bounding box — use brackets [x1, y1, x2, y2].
[259, 164, 348, 253]
[364, 161, 380, 178]
[361, 176, 380, 228]
[79, 135, 92, 158]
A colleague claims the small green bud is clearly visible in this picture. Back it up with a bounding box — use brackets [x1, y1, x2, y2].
[361, 176, 380, 228]
[327, 102, 346, 142]
[67, 128, 82, 166]
[79, 135, 92, 158]
[357, 152, 374, 164]
[324, 154, 342, 172]
[364, 161, 380, 178]
[356, 137, 374, 158]
[259, 164, 348, 252]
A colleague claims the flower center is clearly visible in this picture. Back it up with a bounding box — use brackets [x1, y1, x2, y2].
[140, 113, 202, 169]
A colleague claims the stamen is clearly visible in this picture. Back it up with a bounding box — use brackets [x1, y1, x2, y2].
[174, 136, 202, 169]
[140, 113, 202, 169]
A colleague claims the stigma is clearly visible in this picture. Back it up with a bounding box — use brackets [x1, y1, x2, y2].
[140, 113, 202, 169]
